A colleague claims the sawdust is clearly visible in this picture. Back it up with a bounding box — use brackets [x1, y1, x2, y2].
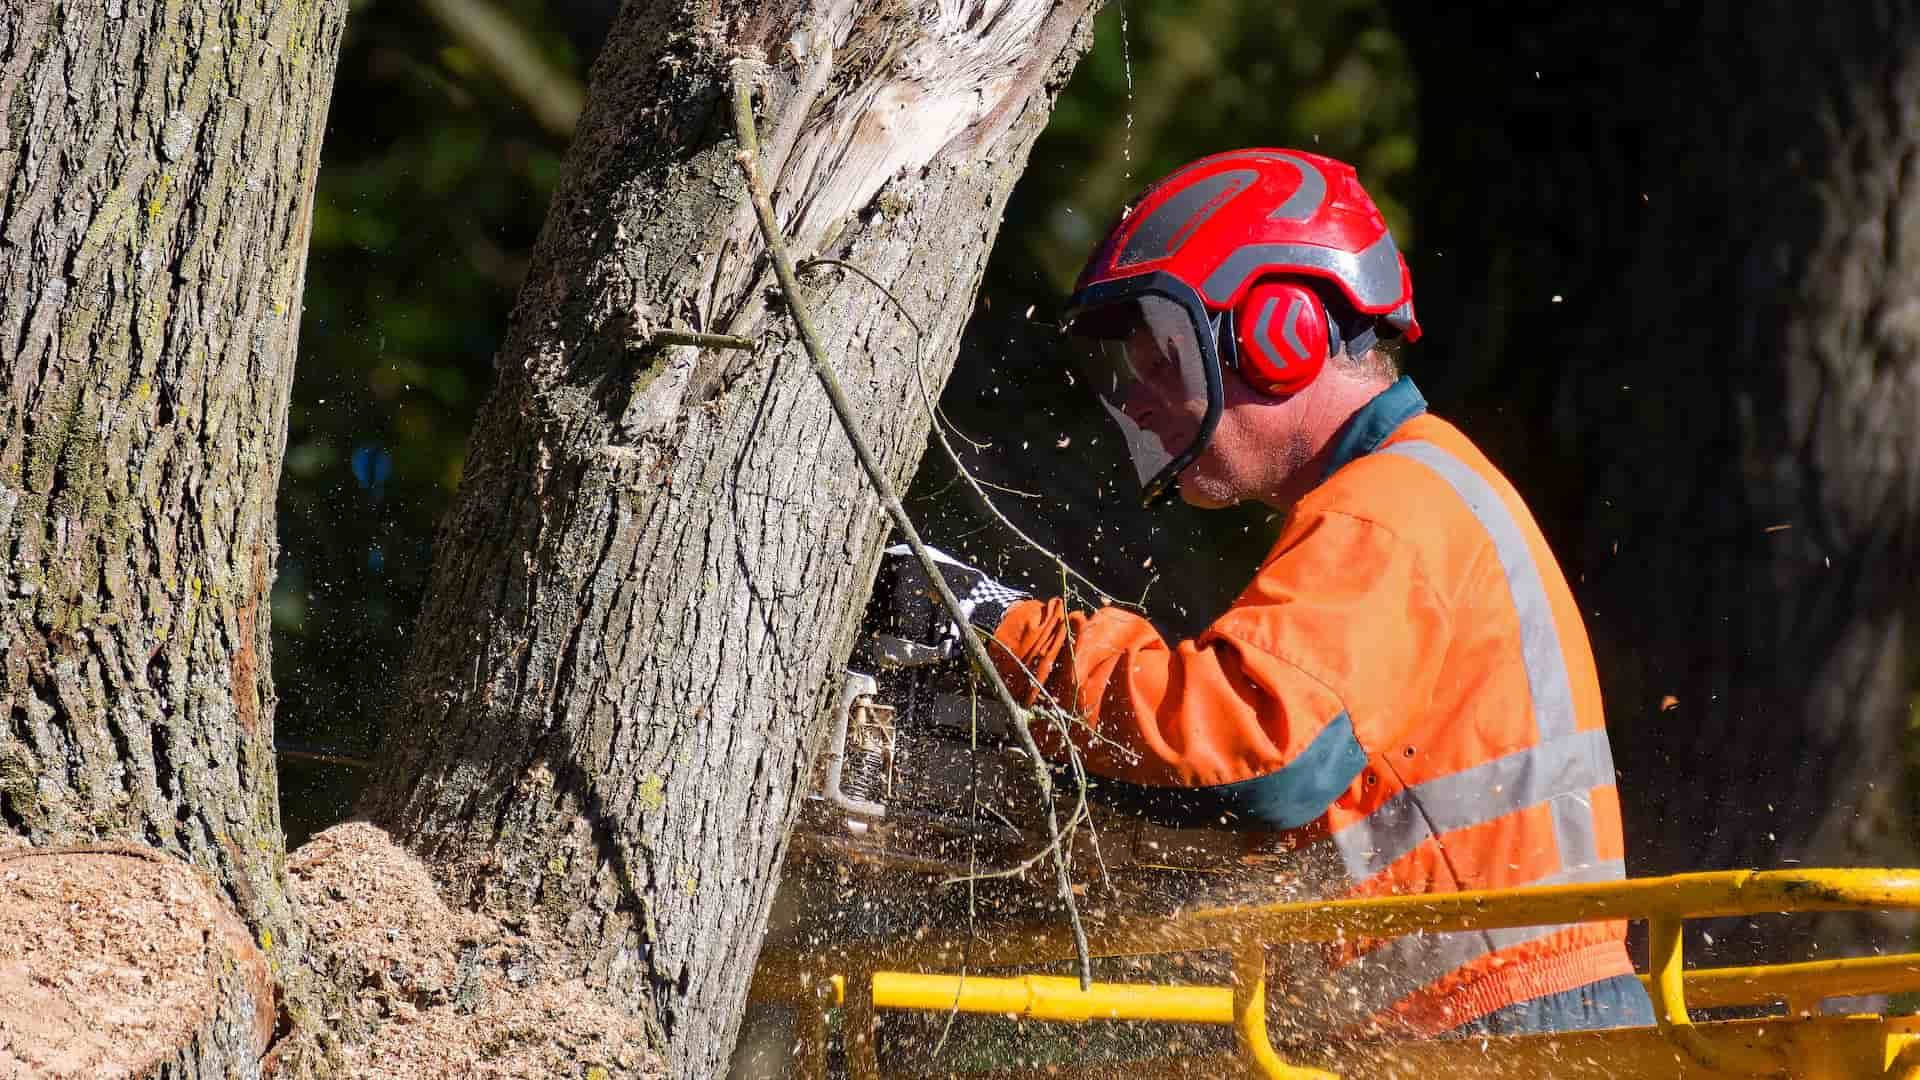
[0, 846, 273, 1078]
[281, 822, 663, 1080]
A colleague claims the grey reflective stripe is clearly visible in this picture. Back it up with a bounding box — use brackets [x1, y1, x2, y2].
[1551, 791, 1602, 873]
[1151, 149, 1287, 190]
[1383, 299, 1417, 336]
[1324, 728, 1615, 882]
[1266, 152, 1328, 221]
[1298, 860, 1627, 1029]
[1118, 169, 1257, 267]
[1250, 294, 1306, 376]
[1379, 441, 1577, 740]
[1202, 231, 1404, 307]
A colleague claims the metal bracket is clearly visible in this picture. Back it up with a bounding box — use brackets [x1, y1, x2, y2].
[825, 670, 889, 820]
[871, 632, 954, 668]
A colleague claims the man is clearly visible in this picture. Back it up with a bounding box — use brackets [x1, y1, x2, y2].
[882, 149, 1652, 1038]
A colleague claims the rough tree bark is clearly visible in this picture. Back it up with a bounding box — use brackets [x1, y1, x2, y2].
[0, 0, 346, 1011]
[1397, 3, 1920, 958]
[359, 1, 1099, 1074]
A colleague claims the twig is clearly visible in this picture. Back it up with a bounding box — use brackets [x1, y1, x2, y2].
[642, 328, 757, 351]
[930, 675, 982, 1060]
[274, 743, 373, 769]
[1052, 562, 1113, 892]
[797, 255, 1135, 611]
[727, 62, 1093, 989]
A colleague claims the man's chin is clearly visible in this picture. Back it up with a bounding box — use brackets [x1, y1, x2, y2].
[1176, 473, 1235, 509]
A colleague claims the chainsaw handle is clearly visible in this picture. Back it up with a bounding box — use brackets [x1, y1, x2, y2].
[825, 670, 888, 820]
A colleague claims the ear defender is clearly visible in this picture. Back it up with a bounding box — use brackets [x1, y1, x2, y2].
[1231, 280, 1336, 396]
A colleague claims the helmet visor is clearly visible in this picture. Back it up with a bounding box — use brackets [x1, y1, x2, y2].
[1065, 293, 1221, 503]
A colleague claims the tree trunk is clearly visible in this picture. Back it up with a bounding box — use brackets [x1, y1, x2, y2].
[1397, 3, 1920, 958]
[0, 0, 346, 1008]
[358, 1, 1099, 1074]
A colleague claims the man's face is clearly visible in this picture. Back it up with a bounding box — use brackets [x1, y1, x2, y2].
[1112, 313, 1287, 509]
[1070, 296, 1215, 498]
[1113, 317, 1208, 456]
[1073, 295, 1314, 508]
[1172, 372, 1308, 508]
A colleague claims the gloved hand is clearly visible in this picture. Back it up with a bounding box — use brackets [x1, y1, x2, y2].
[873, 544, 1030, 667]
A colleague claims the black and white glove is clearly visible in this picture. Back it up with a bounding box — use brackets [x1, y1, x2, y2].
[873, 544, 1029, 667]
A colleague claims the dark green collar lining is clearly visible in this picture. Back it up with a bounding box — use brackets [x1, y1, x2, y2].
[1322, 375, 1427, 480]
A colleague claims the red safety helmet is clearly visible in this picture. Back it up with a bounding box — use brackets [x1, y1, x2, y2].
[1063, 148, 1420, 505]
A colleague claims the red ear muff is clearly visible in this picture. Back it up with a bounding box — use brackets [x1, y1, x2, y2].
[1232, 281, 1329, 396]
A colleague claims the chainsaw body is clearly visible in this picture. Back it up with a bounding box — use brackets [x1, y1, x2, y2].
[788, 665, 1274, 884]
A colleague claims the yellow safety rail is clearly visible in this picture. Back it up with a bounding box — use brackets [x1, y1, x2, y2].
[749, 868, 1920, 1079]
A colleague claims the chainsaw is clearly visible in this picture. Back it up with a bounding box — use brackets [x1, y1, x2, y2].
[784, 560, 1291, 893]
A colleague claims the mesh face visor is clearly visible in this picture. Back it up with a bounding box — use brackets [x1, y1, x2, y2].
[1065, 291, 1223, 506]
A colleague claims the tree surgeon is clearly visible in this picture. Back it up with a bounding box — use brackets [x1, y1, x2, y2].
[882, 149, 1654, 1038]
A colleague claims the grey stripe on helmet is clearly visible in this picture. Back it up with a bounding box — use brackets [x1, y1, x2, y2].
[1294, 859, 1626, 1030]
[1266, 153, 1329, 221]
[1249, 294, 1306, 377]
[1117, 169, 1257, 267]
[1148, 149, 1303, 193]
[1383, 298, 1417, 336]
[1202, 231, 1404, 308]
[1379, 441, 1579, 742]
[1324, 727, 1615, 883]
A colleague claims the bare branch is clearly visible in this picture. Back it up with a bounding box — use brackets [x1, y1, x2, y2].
[797, 255, 1139, 612]
[643, 328, 757, 351]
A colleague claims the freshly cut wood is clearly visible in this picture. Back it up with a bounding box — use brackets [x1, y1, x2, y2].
[0, 845, 273, 1080]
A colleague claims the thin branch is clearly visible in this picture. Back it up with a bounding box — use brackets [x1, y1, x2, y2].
[930, 674, 983, 1060]
[799, 257, 991, 452]
[274, 744, 373, 769]
[642, 328, 757, 351]
[417, 0, 584, 140]
[727, 62, 1092, 989]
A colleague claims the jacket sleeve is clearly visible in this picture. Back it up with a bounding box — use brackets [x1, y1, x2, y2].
[989, 507, 1446, 830]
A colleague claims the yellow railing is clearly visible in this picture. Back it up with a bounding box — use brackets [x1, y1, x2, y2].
[749, 868, 1920, 1079]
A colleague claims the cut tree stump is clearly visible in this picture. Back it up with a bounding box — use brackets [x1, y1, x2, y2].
[0, 845, 274, 1079]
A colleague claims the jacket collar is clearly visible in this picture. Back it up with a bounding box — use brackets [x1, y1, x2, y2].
[1322, 375, 1427, 479]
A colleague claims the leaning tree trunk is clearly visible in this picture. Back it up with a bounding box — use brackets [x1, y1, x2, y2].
[0, 0, 346, 1013]
[359, 1, 1098, 1074]
[1397, 3, 1920, 959]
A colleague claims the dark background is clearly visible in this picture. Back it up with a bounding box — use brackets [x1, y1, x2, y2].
[276, 0, 1920, 970]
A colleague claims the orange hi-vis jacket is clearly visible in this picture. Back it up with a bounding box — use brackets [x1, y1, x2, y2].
[990, 377, 1633, 1036]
